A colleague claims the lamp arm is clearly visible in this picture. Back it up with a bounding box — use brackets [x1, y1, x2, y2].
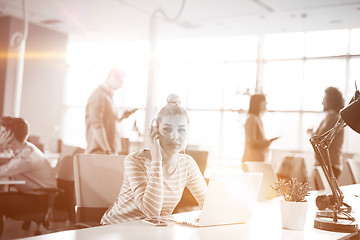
[310, 141, 342, 202]
[310, 119, 346, 220]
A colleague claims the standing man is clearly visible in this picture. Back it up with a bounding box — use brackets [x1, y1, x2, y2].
[85, 68, 136, 154]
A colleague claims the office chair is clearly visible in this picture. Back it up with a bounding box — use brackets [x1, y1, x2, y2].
[277, 155, 308, 183]
[73, 153, 126, 228]
[313, 166, 332, 191]
[337, 158, 356, 186]
[55, 145, 85, 223]
[173, 149, 209, 213]
[347, 159, 360, 184]
[4, 187, 63, 236]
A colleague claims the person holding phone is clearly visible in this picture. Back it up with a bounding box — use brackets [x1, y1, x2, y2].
[101, 94, 207, 224]
[242, 94, 279, 162]
[85, 67, 137, 154]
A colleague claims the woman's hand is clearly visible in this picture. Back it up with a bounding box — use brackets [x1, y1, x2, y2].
[149, 124, 162, 162]
[0, 126, 13, 148]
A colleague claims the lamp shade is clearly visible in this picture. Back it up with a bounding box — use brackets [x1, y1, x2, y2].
[340, 98, 360, 134]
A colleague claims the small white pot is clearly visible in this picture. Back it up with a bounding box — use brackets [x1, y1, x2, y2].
[280, 199, 309, 230]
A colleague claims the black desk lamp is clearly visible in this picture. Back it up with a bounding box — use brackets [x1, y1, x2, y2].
[310, 85, 360, 233]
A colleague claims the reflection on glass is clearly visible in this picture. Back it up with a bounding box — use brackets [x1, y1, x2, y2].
[305, 29, 349, 57]
[264, 32, 305, 59]
[263, 61, 303, 110]
[303, 59, 346, 111]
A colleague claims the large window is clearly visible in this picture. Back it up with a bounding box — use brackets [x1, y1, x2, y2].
[63, 28, 360, 167]
[62, 42, 149, 147]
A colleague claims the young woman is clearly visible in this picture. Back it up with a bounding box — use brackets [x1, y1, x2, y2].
[242, 94, 279, 162]
[101, 94, 207, 224]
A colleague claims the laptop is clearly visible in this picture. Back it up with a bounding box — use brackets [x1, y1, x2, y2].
[166, 170, 263, 227]
[242, 162, 279, 200]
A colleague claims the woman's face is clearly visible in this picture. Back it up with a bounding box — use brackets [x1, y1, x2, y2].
[158, 114, 188, 155]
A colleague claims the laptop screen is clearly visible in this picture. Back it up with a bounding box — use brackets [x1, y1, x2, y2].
[199, 170, 263, 226]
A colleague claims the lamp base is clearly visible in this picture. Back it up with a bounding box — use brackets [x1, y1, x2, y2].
[316, 208, 352, 220]
[314, 217, 358, 233]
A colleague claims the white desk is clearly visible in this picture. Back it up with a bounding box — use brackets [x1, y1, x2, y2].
[21, 185, 360, 240]
[0, 180, 26, 185]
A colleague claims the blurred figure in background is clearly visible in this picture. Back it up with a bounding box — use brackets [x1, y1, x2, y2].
[308, 87, 345, 179]
[0, 116, 56, 236]
[242, 94, 279, 162]
[85, 67, 137, 154]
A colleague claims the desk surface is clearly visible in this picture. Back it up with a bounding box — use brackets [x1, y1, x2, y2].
[22, 185, 360, 240]
[0, 180, 26, 185]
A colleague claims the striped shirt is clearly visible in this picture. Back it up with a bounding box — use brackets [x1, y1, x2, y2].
[101, 149, 207, 224]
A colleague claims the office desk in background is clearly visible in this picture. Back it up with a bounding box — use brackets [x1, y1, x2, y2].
[22, 185, 360, 240]
[0, 180, 26, 185]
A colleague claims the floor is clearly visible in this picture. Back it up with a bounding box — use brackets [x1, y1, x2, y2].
[1, 218, 76, 240]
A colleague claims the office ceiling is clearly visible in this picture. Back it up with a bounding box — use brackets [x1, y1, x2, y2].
[0, 0, 360, 43]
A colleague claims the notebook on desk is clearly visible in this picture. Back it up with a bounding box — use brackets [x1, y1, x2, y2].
[166, 171, 263, 227]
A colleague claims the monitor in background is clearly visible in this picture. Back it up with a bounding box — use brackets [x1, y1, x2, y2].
[242, 162, 279, 200]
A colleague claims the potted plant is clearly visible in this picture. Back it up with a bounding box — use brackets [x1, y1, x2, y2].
[272, 178, 310, 230]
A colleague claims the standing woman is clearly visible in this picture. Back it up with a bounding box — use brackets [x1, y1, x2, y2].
[101, 94, 207, 224]
[242, 94, 278, 162]
[310, 87, 345, 179]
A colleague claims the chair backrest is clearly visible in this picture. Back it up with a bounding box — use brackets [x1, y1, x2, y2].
[173, 149, 209, 213]
[347, 159, 360, 184]
[277, 155, 308, 183]
[314, 166, 332, 193]
[337, 159, 356, 186]
[185, 149, 208, 175]
[242, 162, 278, 200]
[73, 154, 126, 208]
[56, 144, 85, 181]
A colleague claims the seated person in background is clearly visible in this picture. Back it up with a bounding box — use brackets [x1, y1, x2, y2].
[0, 116, 57, 235]
[101, 94, 208, 224]
[308, 87, 345, 179]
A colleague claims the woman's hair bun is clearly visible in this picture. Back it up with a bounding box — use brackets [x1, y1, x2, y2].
[167, 94, 181, 106]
